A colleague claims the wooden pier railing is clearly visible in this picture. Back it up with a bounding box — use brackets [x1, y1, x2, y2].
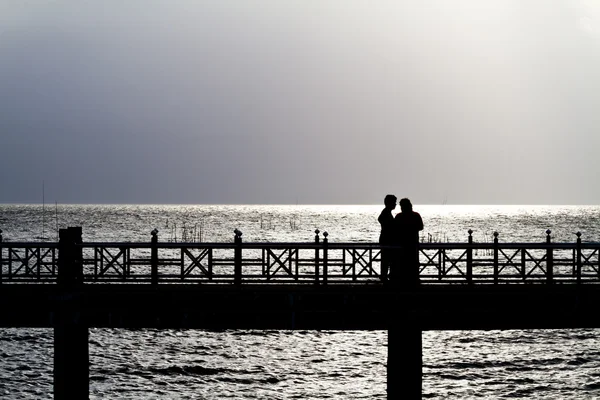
[2, 227, 600, 400]
[1, 228, 599, 285]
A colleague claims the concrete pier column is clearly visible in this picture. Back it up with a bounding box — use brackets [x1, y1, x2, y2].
[388, 310, 422, 399]
[54, 295, 89, 400]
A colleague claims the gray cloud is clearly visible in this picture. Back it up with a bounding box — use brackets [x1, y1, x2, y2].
[1, 1, 599, 204]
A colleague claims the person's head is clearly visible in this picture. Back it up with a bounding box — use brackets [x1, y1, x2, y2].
[399, 198, 413, 212]
[384, 194, 397, 209]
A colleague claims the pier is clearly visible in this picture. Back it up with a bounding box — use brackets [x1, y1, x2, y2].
[2, 227, 600, 399]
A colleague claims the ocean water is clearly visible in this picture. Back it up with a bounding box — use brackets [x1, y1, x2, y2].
[1, 204, 600, 399]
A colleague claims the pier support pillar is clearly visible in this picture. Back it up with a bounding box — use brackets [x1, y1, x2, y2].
[54, 296, 89, 400]
[55, 227, 88, 399]
[388, 319, 422, 399]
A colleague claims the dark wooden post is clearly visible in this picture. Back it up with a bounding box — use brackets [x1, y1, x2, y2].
[55, 227, 88, 400]
[388, 310, 422, 399]
[322, 231, 329, 285]
[71, 226, 83, 284]
[576, 232, 582, 284]
[493, 232, 499, 284]
[546, 230, 553, 284]
[151, 229, 158, 285]
[466, 229, 473, 284]
[234, 229, 242, 285]
[521, 244, 526, 280]
[58, 227, 83, 287]
[0, 228, 3, 283]
[58, 229, 70, 285]
[314, 229, 320, 285]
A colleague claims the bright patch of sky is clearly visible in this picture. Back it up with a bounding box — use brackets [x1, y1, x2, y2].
[1, 1, 599, 205]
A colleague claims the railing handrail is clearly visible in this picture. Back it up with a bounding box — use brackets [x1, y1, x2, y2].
[3, 241, 600, 249]
[2, 234, 600, 285]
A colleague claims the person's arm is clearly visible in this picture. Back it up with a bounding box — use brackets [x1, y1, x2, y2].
[417, 213, 424, 231]
[378, 210, 385, 225]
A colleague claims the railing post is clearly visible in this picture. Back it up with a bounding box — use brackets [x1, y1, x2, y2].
[58, 227, 83, 287]
[576, 232, 582, 284]
[151, 229, 158, 285]
[72, 227, 83, 284]
[314, 229, 320, 285]
[493, 232, 499, 284]
[466, 229, 473, 284]
[546, 230, 553, 284]
[521, 241, 527, 282]
[322, 231, 329, 285]
[58, 229, 73, 286]
[234, 229, 243, 285]
[0, 228, 3, 283]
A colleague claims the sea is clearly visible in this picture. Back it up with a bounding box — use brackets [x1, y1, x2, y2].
[1, 204, 600, 399]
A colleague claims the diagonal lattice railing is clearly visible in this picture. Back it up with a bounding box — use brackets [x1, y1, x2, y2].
[1, 230, 599, 285]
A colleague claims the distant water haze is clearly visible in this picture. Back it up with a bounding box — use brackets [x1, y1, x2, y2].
[1, 1, 599, 205]
[1, 203, 599, 243]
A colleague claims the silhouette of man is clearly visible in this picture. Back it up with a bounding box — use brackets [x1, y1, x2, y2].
[394, 198, 423, 286]
[378, 194, 397, 281]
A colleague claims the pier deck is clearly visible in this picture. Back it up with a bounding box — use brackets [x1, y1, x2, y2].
[2, 282, 600, 330]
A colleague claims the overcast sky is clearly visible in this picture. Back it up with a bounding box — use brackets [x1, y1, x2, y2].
[1, 1, 599, 205]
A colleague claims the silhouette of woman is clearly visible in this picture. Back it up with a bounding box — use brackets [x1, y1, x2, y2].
[394, 198, 423, 286]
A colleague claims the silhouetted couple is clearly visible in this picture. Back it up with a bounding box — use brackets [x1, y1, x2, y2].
[378, 195, 423, 286]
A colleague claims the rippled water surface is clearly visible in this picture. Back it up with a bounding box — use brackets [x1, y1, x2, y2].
[1, 204, 600, 398]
